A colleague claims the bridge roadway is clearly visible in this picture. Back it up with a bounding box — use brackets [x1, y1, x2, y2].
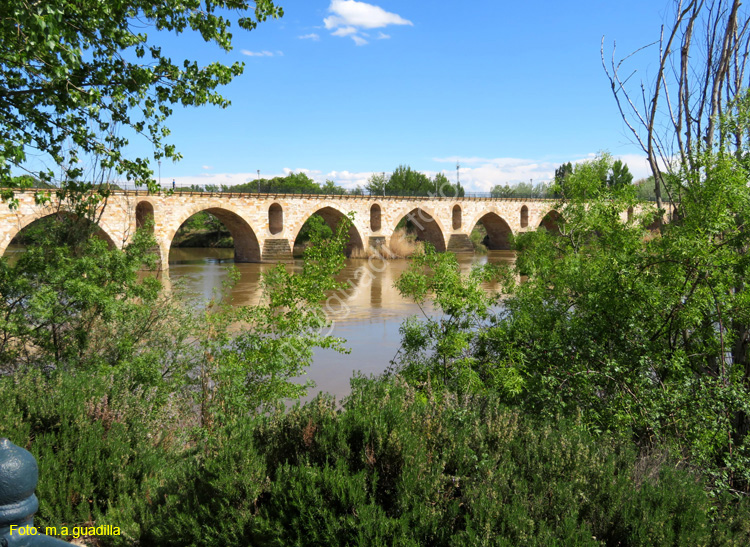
[0, 190, 570, 265]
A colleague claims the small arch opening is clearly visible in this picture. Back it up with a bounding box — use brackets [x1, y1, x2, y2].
[136, 201, 155, 234]
[269, 203, 283, 235]
[452, 205, 462, 230]
[370, 204, 381, 232]
[520, 205, 529, 228]
[627, 206, 634, 222]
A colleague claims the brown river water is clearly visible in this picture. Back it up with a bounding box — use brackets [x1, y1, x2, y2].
[7, 245, 514, 401]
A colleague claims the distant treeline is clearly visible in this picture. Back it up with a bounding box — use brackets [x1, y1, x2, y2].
[179, 166, 467, 197]
[7, 161, 659, 200]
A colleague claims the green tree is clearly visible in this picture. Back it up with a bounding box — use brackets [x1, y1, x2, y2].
[490, 181, 551, 198]
[0, 0, 282, 193]
[229, 172, 326, 194]
[433, 172, 464, 197]
[607, 159, 633, 188]
[553, 162, 573, 197]
[365, 172, 387, 195]
[194, 214, 352, 421]
[397, 151, 750, 496]
[393, 246, 511, 395]
[321, 179, 346, 195]
[0, 211, 161, 373]
[507, 152, 750, 493]
[634, 176, 657, 200]
[490, 184, 515, 198]
[385, 165, 433, 195]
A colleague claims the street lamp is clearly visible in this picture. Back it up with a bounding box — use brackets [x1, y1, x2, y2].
[257, 169, 260, 193]
[158, 159, 161, 187]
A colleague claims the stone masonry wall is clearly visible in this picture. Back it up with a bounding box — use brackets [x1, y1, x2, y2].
[0, 191, 651, 264]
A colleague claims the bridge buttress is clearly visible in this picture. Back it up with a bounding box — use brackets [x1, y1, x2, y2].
[446, 233, 474, 253]
[260, 238, 293, 262]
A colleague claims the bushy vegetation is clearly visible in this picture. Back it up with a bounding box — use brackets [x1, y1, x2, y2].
[6, 371, 745, 546]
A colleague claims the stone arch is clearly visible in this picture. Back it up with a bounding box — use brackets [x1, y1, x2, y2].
[452, 205, 462, 230]
[168, 207, 261, 263]
[370, 204, 382, 232]
[2, 211, 119, 257]
[473, 212, 513, 250]
[269, 203, 283, 235]
[539, 210, 562, 234]
[392, 208, 446, 252]
[293, 205, 365, 256]
[520, 205, 529, 228]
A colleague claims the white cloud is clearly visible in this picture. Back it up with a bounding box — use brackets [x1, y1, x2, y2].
[241, 50, 280, 57]
[332, 26, 358, 36]
[201, 165, 213, 171]
[432, 154, 652, 192]
[376, 31, 390, 39]
[174, 154, 652, 194]
[324, 0, 411, 45]
[432, 156, 556, 191]
[323, 170, 374, 188]
[611, 154, 652, 180]
[324, 0, 412, 29]
[298, 33, 320, 40]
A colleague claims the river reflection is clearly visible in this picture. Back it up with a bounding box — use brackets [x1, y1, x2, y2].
[6, 244, 514, 401]
[168, 248, 515, 401]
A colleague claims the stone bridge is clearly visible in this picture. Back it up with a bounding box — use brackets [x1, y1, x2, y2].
[0, 191, 576, 265]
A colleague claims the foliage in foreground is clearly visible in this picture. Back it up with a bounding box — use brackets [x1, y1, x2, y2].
[4, 373, 746, 546]
[1, 0, 283, 193]
[392, 151, 750, 499]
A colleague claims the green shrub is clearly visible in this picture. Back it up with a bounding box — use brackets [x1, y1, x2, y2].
[107, 375, 745, 546]
[0, 369, 186, 536]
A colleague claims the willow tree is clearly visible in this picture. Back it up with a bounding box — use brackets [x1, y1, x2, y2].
[0, 0, 282, 197]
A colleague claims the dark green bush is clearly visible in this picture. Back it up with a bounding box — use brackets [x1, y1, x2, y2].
[0, 369, 185, 534]
[3, 370, 748, 545]
[111, 375, 745, 546]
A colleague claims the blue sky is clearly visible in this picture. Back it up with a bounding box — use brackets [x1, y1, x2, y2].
[147, 0, 673, 191]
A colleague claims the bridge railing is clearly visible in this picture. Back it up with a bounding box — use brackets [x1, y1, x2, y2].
[6, 182, 660, 201]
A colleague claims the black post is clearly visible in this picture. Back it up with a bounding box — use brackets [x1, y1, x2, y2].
[0, 439, 74, 546]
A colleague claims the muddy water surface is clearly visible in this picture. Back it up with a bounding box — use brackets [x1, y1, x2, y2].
[168, 248, 514, 401]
